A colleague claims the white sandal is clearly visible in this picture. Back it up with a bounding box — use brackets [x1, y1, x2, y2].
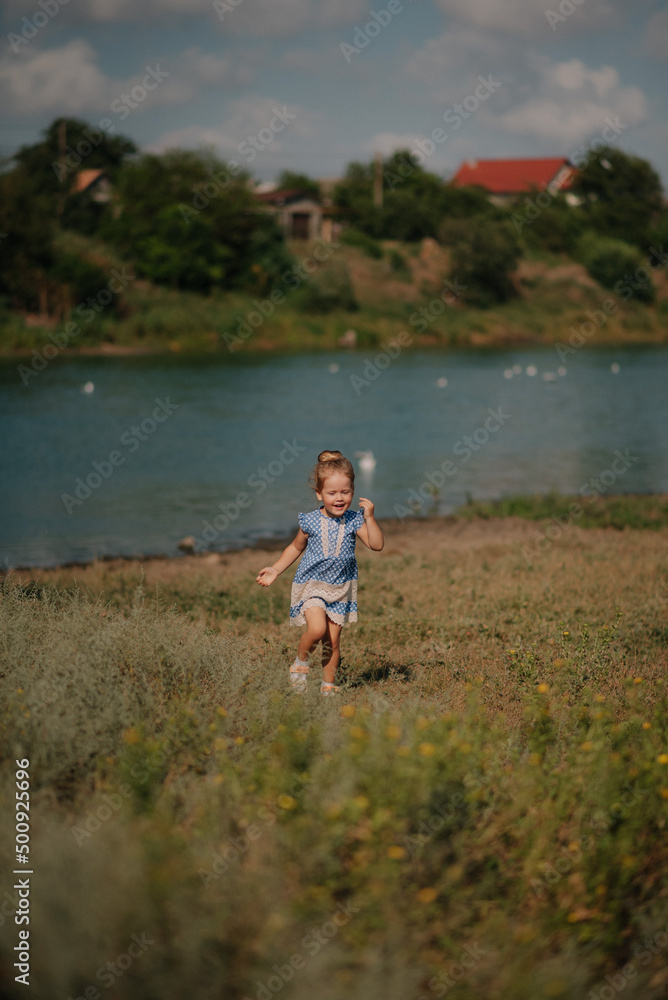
[289, 663, 309, 693]
[320, 681, 340, 696]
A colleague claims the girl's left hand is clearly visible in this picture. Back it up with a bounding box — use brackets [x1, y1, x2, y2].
[358, 497, 375, 519]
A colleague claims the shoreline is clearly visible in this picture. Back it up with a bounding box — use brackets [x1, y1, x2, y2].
[5, 503, 667, 578]
[3, 331, 668, 360]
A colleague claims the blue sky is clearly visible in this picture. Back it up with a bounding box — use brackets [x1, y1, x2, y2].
[1, 0, 667, 187]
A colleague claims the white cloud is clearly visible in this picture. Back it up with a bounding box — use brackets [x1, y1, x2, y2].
[149, 95, 316, 164]
[0, 41, 247, 117]
[0, 41, 109, 115]
[2, 0, 369, 33]
[405, 27, 503, 95]
[222, 0, 368, 36]
[432, 0, 619, 37]
[496, 58, 648, 146]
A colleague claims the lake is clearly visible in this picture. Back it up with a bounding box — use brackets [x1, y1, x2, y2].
[1, 345, 666, 568]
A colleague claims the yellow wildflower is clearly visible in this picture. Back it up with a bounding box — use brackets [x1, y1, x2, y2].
[387, 845, 406, 860]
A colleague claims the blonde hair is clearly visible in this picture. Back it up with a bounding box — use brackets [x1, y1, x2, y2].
[309, 450, 355, 494]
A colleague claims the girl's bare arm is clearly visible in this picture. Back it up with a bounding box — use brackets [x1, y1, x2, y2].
[256, 529, 308, 586]
[356, 497, 384, 551]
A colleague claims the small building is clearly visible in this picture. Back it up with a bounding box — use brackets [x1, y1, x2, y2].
[70, 169, 113, 203]
[451, 157, 577, 205]
[255, 189, 323, 241]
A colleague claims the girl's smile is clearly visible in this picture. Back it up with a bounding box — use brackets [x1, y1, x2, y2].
[316, 474, 354, 518]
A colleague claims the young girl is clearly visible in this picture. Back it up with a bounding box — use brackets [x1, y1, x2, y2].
[256, 450, 384, 694]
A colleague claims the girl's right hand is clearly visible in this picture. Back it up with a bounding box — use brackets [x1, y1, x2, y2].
[256, 566, 278, 587]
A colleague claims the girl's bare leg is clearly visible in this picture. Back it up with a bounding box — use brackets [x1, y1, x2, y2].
[321, 617, 342, 684]
[297, 607, 327, 662]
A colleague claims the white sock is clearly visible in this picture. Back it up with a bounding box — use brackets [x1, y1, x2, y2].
[293, 655, 309, 669]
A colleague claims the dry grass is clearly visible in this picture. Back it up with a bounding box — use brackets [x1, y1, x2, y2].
[24, 516, 668, 721]
[2, 516, 668, 1000]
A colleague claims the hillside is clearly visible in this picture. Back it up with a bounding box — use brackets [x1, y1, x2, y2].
[2, 230, 667, 357]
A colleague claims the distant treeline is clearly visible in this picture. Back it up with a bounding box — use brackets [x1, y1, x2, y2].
[0, 116, 666, 318]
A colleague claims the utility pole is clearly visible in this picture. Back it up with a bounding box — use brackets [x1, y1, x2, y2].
[373, 151, 383, 208]
[57, 119, 66, 217]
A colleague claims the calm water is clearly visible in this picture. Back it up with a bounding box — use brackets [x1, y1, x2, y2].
[1, 346, 667, 568]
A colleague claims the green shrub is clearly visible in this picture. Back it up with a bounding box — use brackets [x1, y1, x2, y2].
[576, 231, 654, 303]
[513, 194, 584, 254]
[50, 252, 121, 310]
[439, 216, 522, 307]
[388, 248, 411, 279]
[297, 259, 358, 313]
[339, 227, 383, 259]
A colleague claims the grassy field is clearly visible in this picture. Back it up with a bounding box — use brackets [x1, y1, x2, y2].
[1, 505, 668, 999]
[2, 234, 668, 356]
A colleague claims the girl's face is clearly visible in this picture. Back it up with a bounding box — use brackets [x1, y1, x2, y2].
[317, 473, 354, 518]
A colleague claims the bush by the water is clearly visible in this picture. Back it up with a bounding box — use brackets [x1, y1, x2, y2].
[296, 258, 358, 313]
[576, 232, 655, 304]
[439, 216, 522, 307]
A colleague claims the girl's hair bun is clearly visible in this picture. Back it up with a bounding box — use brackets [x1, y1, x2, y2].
[309, 450, 355, 493]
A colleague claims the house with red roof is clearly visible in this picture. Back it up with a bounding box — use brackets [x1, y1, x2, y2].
[70, 168, 112, 202]
[451, 157, 578, 205]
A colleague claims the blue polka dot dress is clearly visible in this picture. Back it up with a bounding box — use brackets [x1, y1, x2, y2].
[289, 507, 366, 627]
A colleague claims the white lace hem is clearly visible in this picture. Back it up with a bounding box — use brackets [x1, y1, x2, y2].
[289, 578, 358, 627]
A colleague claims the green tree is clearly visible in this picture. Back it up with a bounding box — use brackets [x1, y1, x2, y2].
[0, 118, 137, 315]
[276, 170, 321, 201]
[11, 117, 137, 226]
[511, 190, 584, 254]
[333, 159, 383, 237]
[334, 150, 498, 241]
[105, 148, 293, 292]
[0, 168, 55, 313]
[571, 148, 663, 248]
[439, 216, 522, 307]
[576, 231, 654, 304]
